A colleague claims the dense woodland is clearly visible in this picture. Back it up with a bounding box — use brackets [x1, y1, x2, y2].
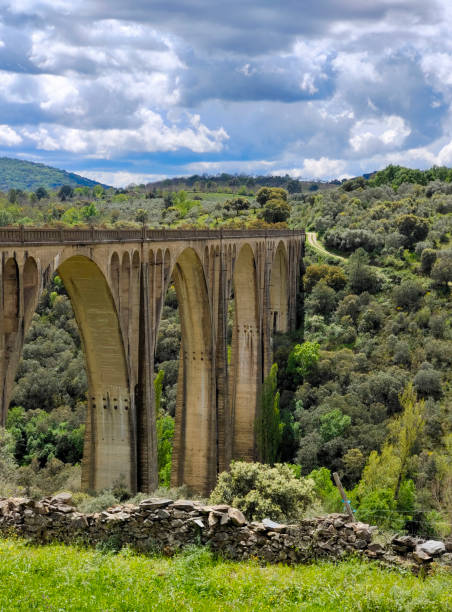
[0, 164, 451, 537]
[0, 158, 104, 192]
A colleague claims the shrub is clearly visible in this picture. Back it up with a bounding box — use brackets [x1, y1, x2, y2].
[78, 491, 119, 514]
[358, 306, 383, 333]
[413, 365, 442, 399]
[396, 214, 429, 247]
[420, 248, 437, 274]
[305, 280, 337, 317]
[429, 314, 447, 339]
[308, 467, 342, 512]
[431, 252, 452, 288]
[304, 264, 347, 293]
[209, 461, 315, 522]
[392, 280, 424, 311]
[347, 249, 380, 293]
[356, 488, 405, 530]
[336, 294, 361, 323]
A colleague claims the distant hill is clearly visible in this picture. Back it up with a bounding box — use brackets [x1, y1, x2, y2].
[0, 158, 108, 191]
[147, 173, 338, 194]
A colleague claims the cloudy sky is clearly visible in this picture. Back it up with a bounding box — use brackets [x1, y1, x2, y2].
[1, 0, 452, 186]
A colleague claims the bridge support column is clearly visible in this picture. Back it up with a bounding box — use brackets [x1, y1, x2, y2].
[59, 256, 135, 493]
[135, 261, 158, 493]
[170, 248, 217, 495]
[230, 245, 261, 462]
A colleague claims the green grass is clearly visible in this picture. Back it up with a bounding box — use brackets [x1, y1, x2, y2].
[0, 539, 450, 611]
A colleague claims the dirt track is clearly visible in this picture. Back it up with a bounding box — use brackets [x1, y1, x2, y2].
[306, 232, 346, 261]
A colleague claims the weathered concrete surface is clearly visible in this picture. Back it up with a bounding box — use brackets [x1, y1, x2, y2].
[0, 228, 304, 495]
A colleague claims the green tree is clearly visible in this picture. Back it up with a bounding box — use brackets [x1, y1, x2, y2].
[256, 186, 288, 206]
[255, 364, 283, 464]
[305, 280, 337, 317]
[342, 448, 365, 485]
[286, 179, 301, 194]
[420, 248, 437, 274]
[225, 197, 250, 213]
[35, 187, 48, 200]
[388, 384, 425, 496]
[431, 253, 452, 289]
[154, 370, 174, 486]
[0, 427, 17, 483]
[358, 383, 424, 499]
[92, 185, 104, 199]
[392, 280, 424, 311]
[154, 370, 164, 413]
[347, 248, 379, 293]
[319, 409, 351, 442]
[81, 203, 98, 221]
[58, 185, 74, 201]
[304, 264, 347, 293]
[135, 208, 149, 224]
[396, 214, 429, 247]
[262, 199, 291, 223]
[287, 342, 320, 382]
[156, 413, 174, 487]
[256, 187, 272, 205]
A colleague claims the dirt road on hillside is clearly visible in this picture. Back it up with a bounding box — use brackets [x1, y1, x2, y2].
[306, 232, 346, 261]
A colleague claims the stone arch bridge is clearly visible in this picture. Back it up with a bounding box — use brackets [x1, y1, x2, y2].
[0, 227, 304, 495]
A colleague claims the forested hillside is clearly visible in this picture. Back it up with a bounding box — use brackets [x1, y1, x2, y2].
[0, 165, 450, 539]
[0, 158, 106, 191]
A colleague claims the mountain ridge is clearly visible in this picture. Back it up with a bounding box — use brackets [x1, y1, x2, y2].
[0, 157, 109, 191]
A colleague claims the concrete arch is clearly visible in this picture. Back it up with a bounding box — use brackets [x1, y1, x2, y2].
[170, 247, 215, 494]
[231, 243, 259, 461]
[3, 258, 19, 334]
[58, 255, 133, 492]
[270, 241, 289, 333]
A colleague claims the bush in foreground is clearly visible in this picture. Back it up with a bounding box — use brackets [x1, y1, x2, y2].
[209, 461, 315, 522]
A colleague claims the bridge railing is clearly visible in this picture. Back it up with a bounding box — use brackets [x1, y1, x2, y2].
[0, 226, 305, 245]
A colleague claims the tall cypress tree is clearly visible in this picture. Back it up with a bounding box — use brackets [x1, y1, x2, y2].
[256, 363, 283, 464]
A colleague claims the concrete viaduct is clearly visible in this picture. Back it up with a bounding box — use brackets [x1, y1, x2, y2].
[0, 227, 304, 495]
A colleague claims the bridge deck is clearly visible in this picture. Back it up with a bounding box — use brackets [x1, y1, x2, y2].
[0, 227, 304, 246]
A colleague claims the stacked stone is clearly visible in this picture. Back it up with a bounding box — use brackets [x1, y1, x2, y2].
[390, 534, 452, 568]
[0, 494, 450, 571]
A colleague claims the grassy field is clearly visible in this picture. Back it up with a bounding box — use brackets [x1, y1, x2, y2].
[0, 539, 450, 611]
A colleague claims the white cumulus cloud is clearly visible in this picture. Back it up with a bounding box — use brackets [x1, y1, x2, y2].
[20, 109, 229, 157]
[75, 170, 169, 188]
[349, 115, 411, 154]
[0, 125, 22, 146]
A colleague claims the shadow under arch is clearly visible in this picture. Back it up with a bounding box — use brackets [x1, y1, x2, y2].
[23, 257, 39, 328]
[58, 255, 134, 492]
[3, 257, 19, 334]
[1, 258, 20, 426]
[230, 243, 259, 462]
[168, 247, 215, 494]
[270, 241, 289, 333]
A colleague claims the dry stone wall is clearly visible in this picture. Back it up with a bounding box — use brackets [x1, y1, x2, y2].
[0, 494, 451, 572]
